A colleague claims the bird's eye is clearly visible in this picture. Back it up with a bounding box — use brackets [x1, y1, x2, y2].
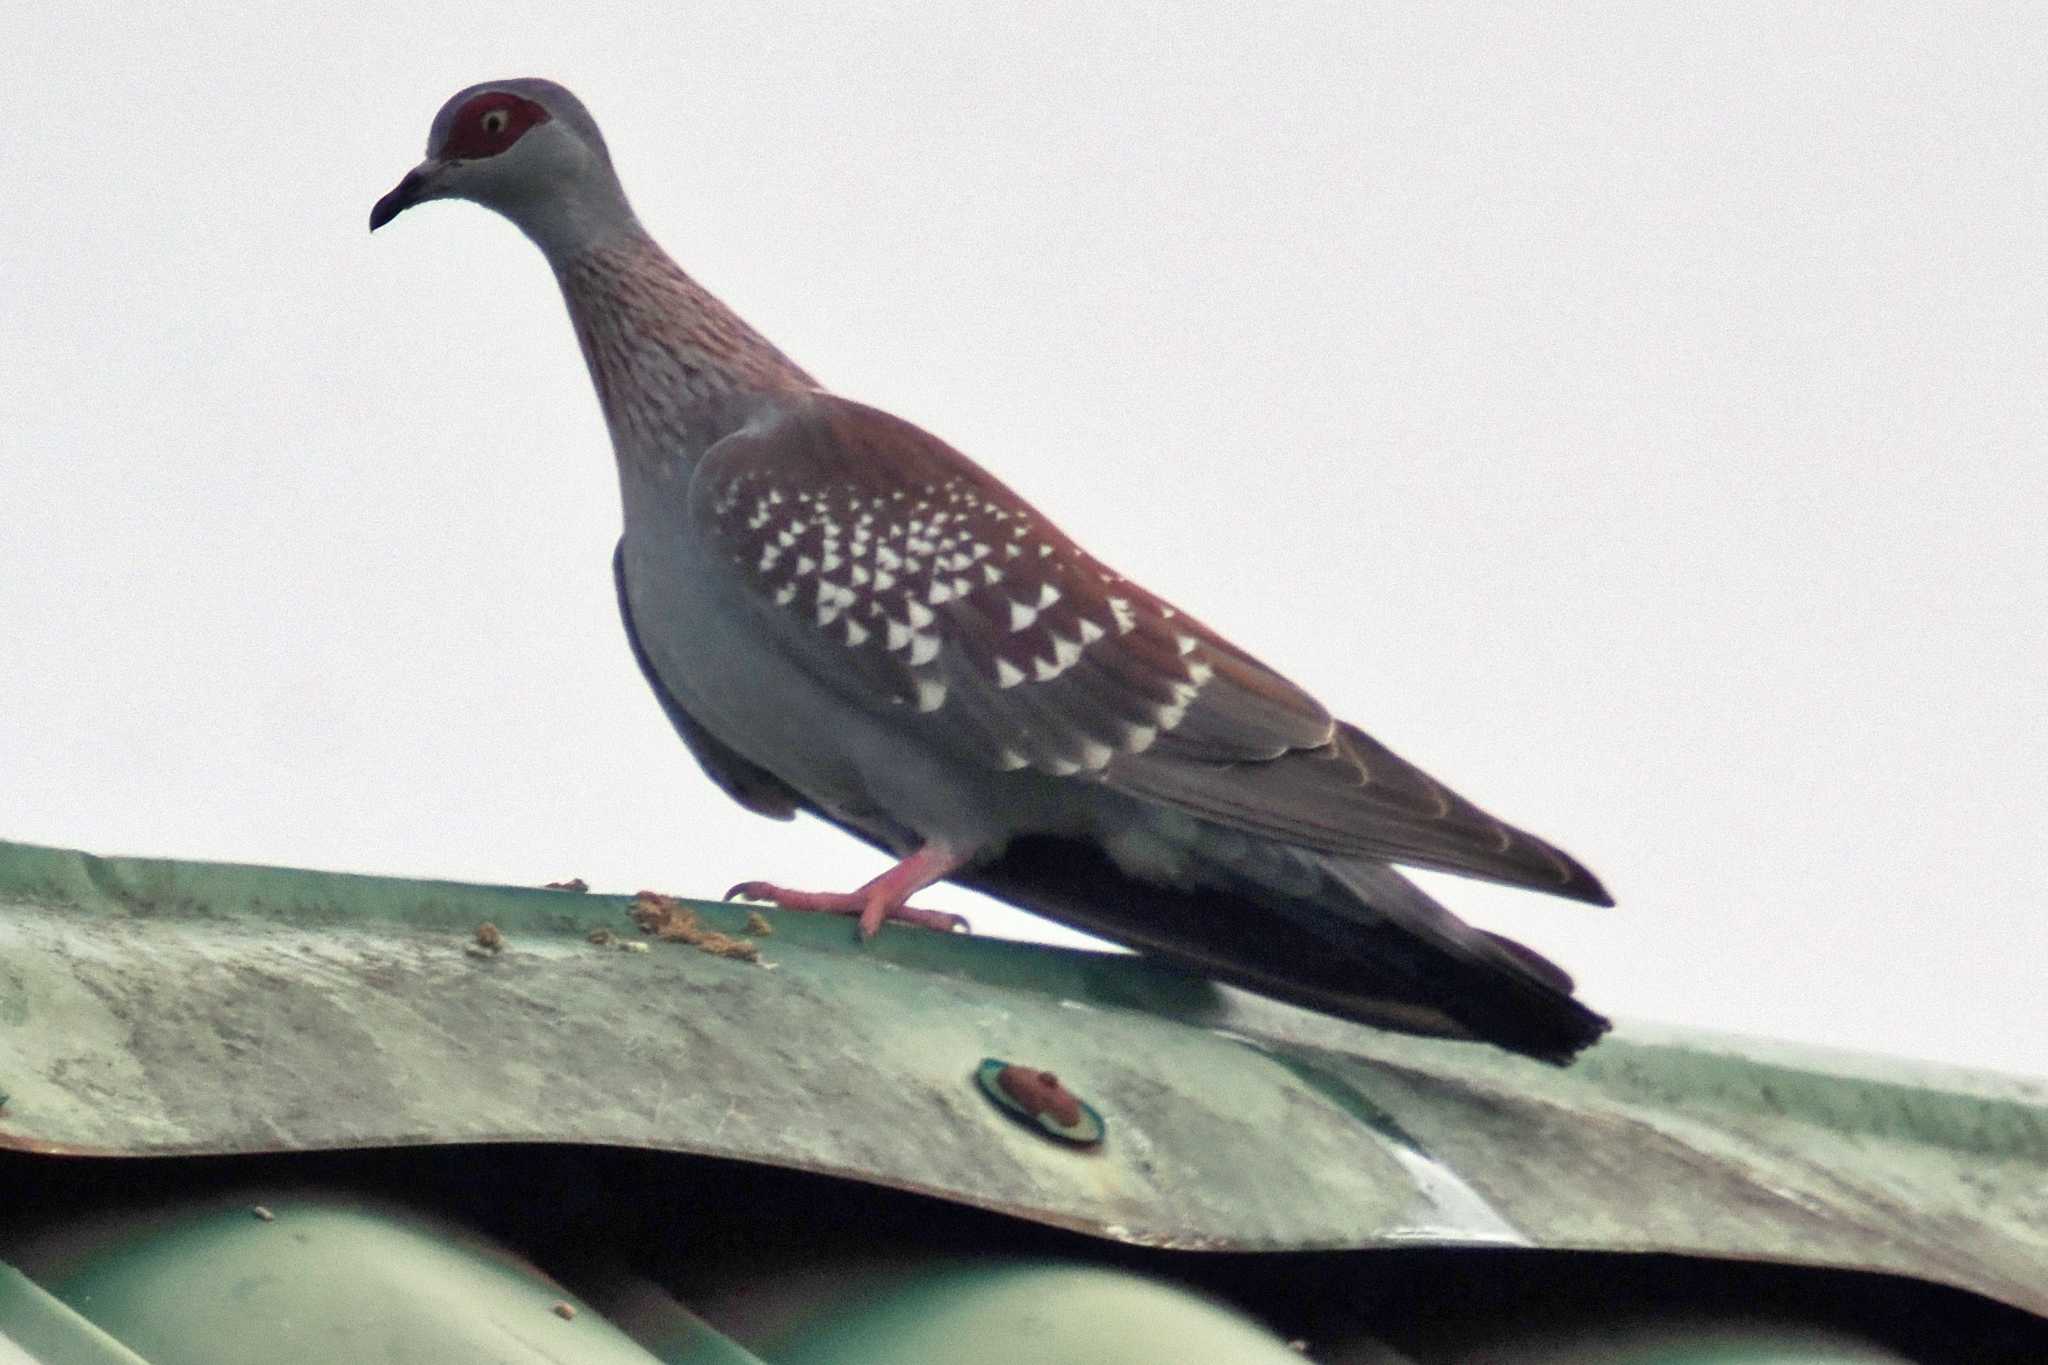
[437, 92, 550, 160]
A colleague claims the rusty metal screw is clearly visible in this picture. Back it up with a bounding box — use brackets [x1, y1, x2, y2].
[975, 1057, 1104, 1147]
[996, 1066, 1085, 1127]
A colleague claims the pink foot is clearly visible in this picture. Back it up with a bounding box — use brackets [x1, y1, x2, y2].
[723, 844, 972, 939]
[723, 881, 969, 937]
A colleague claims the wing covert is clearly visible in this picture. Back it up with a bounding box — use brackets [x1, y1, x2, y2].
[687, 392, 1609, 904]
[689, 393, 1329, 778]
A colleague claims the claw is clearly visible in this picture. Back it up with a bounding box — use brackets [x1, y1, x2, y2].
[894, 906, 971, 935]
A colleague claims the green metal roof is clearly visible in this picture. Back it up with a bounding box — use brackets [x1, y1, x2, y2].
[1, 837, 2044, 1319]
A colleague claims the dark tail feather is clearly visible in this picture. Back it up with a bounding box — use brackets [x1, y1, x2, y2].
[1313, 857, 1608, 1061]
[960, 834, 1610, 1066]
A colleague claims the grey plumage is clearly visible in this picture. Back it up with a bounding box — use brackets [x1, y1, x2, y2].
[374, 78, 1615, 1063]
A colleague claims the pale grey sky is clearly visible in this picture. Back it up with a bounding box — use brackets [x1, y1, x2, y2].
[3, 5, 2042, 1075]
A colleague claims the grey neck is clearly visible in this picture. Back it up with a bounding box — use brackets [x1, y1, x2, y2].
[510, 175, 648, 265]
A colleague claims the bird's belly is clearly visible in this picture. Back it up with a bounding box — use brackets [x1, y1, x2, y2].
[618, 520, 1031, 850]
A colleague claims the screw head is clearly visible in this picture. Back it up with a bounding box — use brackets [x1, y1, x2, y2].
[976, 1057, 1104, 1147]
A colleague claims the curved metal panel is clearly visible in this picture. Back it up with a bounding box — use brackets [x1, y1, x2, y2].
[1, 839, 2042, 1318]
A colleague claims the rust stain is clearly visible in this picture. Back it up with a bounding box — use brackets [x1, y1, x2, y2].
[997, 1066, 1085, 1127]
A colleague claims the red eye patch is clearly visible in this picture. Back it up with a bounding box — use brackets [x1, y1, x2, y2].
[438, 92, 552, 161]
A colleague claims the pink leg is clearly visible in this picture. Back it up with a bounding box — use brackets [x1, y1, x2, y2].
[725, 844, 970, 939]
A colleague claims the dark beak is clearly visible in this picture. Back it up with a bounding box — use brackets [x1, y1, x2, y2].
[369, 162, 442, 232]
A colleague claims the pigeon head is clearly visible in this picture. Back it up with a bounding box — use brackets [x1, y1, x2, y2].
[370, 79, 637, 257]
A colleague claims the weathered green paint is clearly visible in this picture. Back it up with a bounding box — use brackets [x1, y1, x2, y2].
[1534, 1331, 1911, 1364]
[27, 1199, 708, 1365]
[757, 1262, 1308, 1365]
[1, 838, 2044, 1321]
[0, 1264, 153, 1365]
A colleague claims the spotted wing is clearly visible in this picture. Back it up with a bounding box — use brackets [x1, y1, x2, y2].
[690, 392, 1608, 903]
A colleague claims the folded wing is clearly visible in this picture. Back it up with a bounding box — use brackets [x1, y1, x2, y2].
[689, 392, 1608, 904]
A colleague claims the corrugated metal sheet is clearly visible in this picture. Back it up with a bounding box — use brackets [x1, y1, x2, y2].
[1, 838, 2044, 1319]
[6, 1198, 1313, 1365]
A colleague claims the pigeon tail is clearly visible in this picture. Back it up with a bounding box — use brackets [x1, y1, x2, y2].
[960, 835, 1610, 1066]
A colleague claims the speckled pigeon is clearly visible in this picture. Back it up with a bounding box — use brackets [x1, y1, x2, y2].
[371, 79, 1614, 1063]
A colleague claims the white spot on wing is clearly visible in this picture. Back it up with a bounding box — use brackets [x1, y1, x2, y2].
[908, 633, 941, 666]
[994, 658, 1025, 689]
[913, 676, 947, 711]
[1008, 600, 1038, 632]
[1036, 582, 1061, 609]
[844, 619, 870, 646]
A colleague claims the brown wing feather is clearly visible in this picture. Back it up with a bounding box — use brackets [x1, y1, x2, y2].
[1108, 722, 1612, 904]
[691, 394, 1326, 769]
[690, 392, 1608, 904]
